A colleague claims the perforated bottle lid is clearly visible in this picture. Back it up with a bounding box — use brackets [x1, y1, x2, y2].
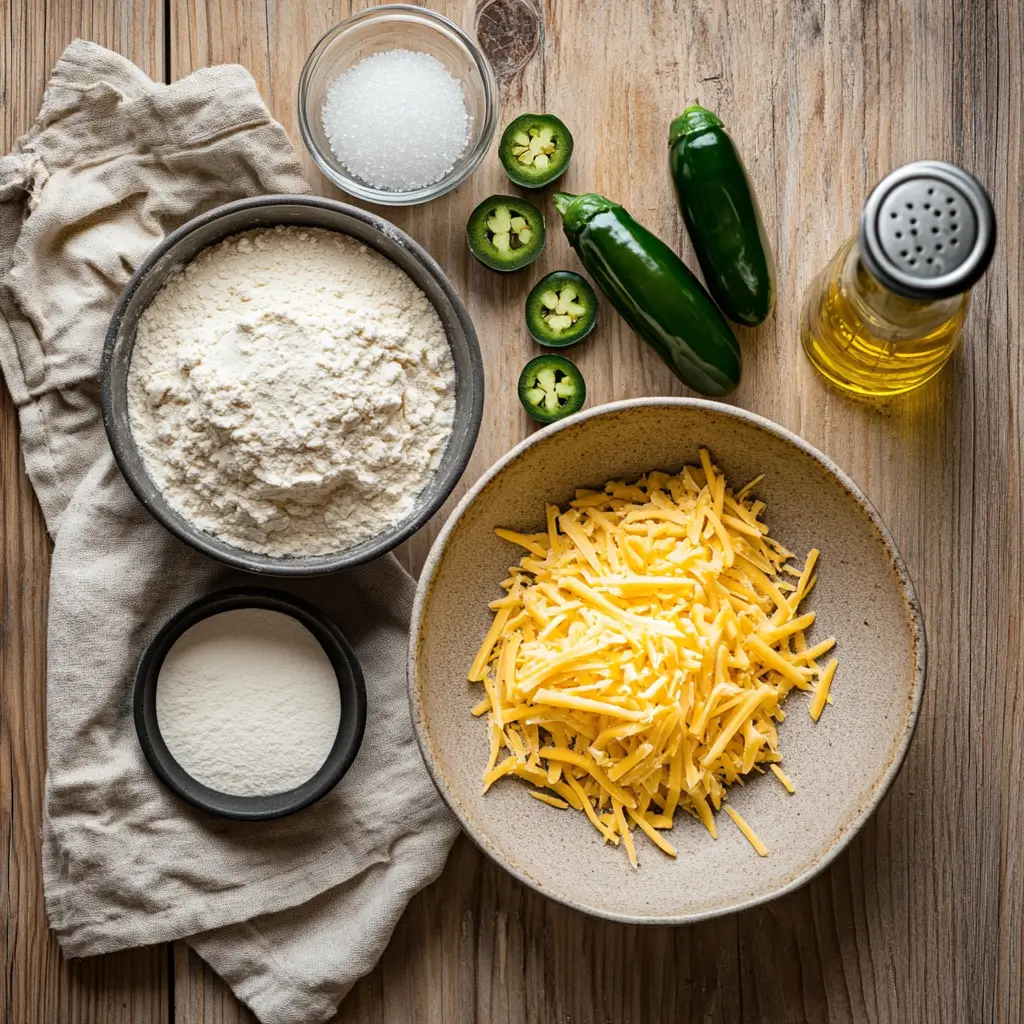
[859, 161, 995, 300]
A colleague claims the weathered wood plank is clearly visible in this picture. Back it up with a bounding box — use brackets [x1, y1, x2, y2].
[0, 2, 169, 1022]
[173, 943, 255, 1024]
[950, 5, 1024, 1022]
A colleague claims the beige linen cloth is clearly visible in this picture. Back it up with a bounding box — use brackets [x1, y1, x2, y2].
[0, 40, 460, 1024]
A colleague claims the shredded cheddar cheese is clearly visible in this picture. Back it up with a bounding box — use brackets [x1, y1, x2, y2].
[810, 657, 839, 722]
[723, 805, 768, 857]
[770, 764, 796, 793]
[469, 451, 837, 868]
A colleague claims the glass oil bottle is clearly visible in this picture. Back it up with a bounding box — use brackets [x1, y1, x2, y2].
[800, 161, 995, 398]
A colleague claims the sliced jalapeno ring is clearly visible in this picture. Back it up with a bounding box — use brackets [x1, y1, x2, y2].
[467, 194, 546, 272]
[518, 354, 586, 424]
[525, 271, 599, 348]
[499, 114, 574, 189]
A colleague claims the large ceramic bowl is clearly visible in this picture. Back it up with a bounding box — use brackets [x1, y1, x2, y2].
[101, 195, 483, 577]
[410, 399, 925, 924]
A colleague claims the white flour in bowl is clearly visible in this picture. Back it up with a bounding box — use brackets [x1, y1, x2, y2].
[155, 608, 341, 797]
[127, 226, 455, 557]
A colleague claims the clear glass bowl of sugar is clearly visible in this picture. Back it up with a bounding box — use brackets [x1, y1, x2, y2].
[298, 5, 499, 206]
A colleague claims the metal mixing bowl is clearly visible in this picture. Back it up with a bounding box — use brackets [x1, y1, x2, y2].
[101, 194, 483, 577]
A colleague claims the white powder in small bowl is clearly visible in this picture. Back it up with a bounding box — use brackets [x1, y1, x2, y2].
[322, 48, 470, 191]
[155, 608, 342, 797]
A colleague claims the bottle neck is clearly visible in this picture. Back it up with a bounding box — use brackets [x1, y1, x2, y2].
[839, 236, 965, 334]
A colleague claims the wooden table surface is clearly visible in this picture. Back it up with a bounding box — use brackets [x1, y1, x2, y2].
[2, 1, 1021, 1022]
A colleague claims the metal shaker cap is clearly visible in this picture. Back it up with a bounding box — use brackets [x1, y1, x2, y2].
[859, 161, 995, 300]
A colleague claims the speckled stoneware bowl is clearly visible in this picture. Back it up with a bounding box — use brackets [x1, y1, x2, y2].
[410, 398, 926, 924]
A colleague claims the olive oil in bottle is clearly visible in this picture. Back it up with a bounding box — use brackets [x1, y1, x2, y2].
[800, 161, 995, 398]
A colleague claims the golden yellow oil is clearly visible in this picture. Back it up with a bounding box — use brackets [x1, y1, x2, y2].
[800, 237, 968, 398]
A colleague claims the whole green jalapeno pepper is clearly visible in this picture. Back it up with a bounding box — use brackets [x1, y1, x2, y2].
[552, 191, 741, 396]
[669, 104, 775, 327]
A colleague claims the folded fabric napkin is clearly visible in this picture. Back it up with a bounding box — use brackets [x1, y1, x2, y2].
[0, 39, 459, 1024]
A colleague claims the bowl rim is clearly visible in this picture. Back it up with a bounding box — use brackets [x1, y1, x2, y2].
[297, 3, 500, 206]
[100, 193, 484, 577]
[408, 396, 927, 925]
[135, 586, 367, 820]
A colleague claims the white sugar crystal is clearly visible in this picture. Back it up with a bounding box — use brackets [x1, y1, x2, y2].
[322, 49, 471, 191]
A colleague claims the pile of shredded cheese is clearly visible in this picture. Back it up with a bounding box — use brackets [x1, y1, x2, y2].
[468, 450, 838, 868]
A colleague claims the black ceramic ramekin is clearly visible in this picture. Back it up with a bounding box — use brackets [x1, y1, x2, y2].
[134, 587, 366, 820]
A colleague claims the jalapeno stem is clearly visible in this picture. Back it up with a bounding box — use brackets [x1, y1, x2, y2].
[668, 103, 724, 145]
[553, 192, 574, 216]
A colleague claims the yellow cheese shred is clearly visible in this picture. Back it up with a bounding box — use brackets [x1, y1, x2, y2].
[528, 790, 569, 810]
[469, 450, 837, 868]
[724, 804, 768, 856]
[810, 658, 839, 721]
[770, 764, 796, 793]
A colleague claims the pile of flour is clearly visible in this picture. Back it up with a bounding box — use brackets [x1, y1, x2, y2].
[128, 226, 455, 556]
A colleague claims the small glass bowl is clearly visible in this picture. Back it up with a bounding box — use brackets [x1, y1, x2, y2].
[298, 5, 498, 206]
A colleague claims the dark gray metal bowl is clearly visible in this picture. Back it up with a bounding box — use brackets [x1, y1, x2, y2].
[101, 195, 483, 577]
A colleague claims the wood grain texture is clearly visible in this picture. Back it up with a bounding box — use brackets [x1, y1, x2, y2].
[0, 3, 170, 1023]
[1, 0, 1020, 1022]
